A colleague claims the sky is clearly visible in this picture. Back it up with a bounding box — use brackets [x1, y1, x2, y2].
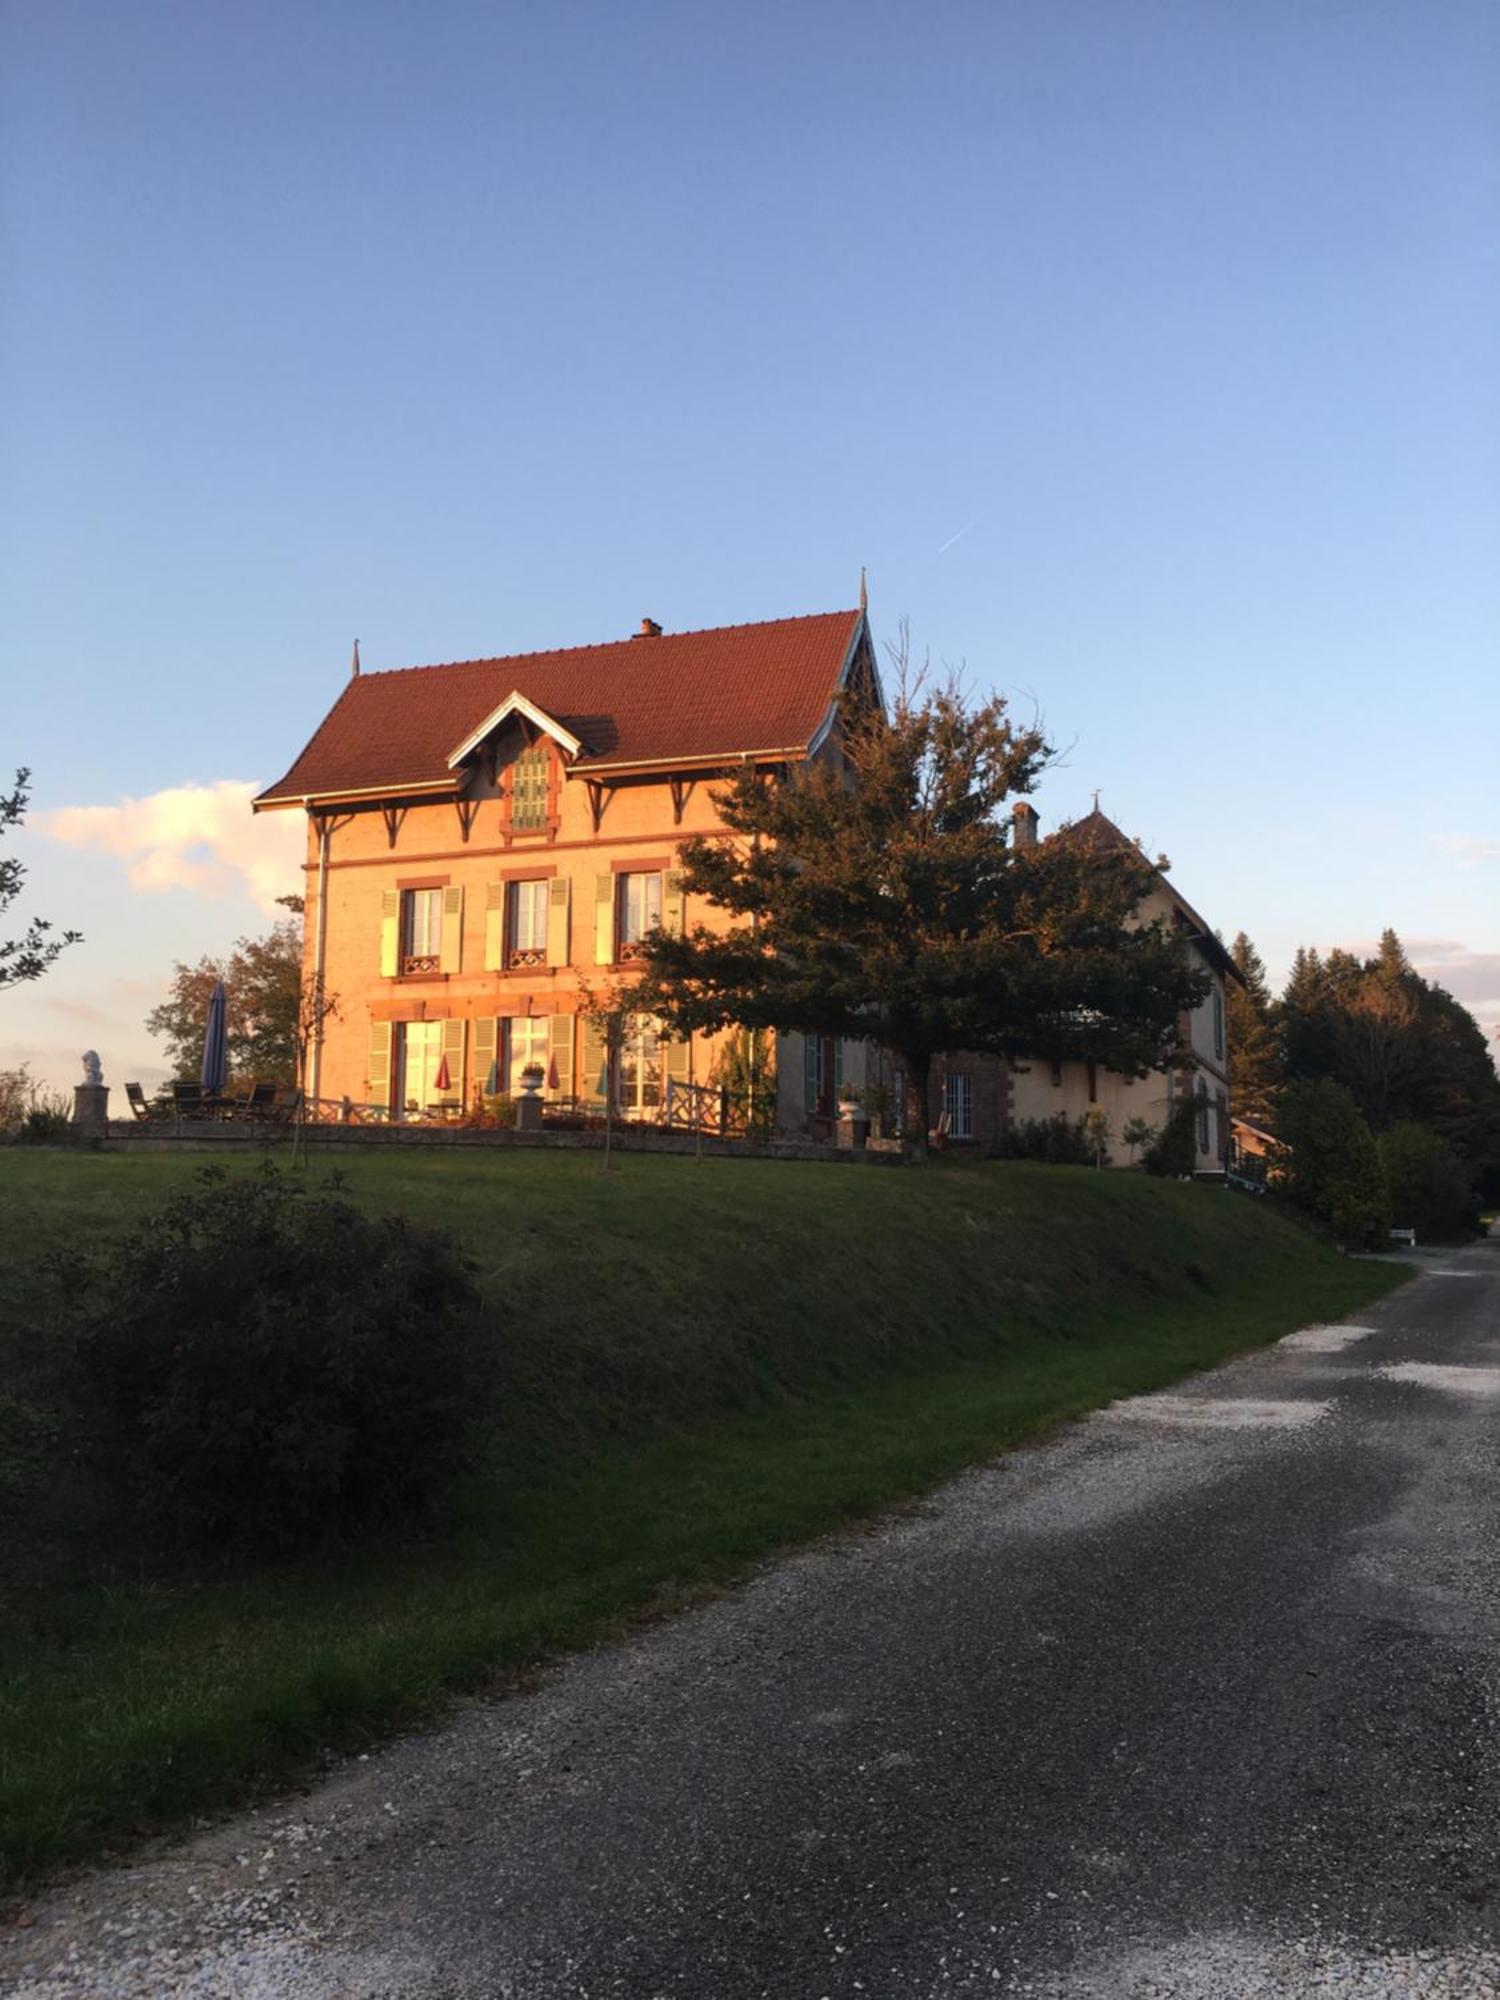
[2, 0, 1496, 1098]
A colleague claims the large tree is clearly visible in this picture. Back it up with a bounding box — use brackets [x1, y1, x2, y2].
[632, 675, 1209, 1153]
[1224, 930, 1282, 1129]
[146, 902, 303, 1082]
[1, 768, 80, 988]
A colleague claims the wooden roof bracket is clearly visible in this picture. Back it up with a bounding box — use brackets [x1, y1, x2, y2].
[584, 778, 609, 834]
[453, 795, 480, 844]
[668, 774, 694, 826]
[380, 803, 408, 850]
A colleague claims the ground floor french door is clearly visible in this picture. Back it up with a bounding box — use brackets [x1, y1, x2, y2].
[396, 1020, 445, 1118]
[617, 1018, 663, 1117]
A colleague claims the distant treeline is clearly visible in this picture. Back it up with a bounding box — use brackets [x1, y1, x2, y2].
[1228, 928, 1500, 1208]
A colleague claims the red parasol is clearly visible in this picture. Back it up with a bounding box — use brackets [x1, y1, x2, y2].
[434, 1053, 451, 1092]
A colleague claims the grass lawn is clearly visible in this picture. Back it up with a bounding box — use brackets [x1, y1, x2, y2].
[0, 1148, 1408, 1882]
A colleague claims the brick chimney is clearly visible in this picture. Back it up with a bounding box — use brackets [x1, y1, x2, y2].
[1012, 801, 1039, 850]
[635, 616, 662, 638]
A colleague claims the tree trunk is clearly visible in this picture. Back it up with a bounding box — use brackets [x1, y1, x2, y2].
[903, 1052, 932, 1163]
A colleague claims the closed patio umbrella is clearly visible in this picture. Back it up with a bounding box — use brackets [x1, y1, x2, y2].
[200, 980, 229, 1092]
[434, 1052, 451, 1093]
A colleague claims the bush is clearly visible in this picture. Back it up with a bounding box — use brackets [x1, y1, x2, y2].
[1274, 1079, 1389, 1246]
[71, 1167, 488, 1556]
[997, 1113, 1096, 1166]
[1143, 1100, 1198, 1178]
[1378, 1122, 1480, 1243]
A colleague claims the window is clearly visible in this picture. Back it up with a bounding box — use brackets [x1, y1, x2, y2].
[1212, 988, 1225, 1061]
[507, 879, 548, 967]
[617, 871, 662, 961]
[943, 1072, 974, 1141]
[398, 1021, 444, 1114]
[617, 1017, 663, 1115]
[401, 888, 443, 974]
[507, 1016, 550, 1095]
[511, 747, 549, 831]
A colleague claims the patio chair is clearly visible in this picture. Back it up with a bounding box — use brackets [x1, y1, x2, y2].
[241, 1081, 279, 1121]
[170, 1081, 206, 1119]
[269, 1086, 303, 1126]
[124, 1081, 155, 1122]
[928, 1108, 952, 1152]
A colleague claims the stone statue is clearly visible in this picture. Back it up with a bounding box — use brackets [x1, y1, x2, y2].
[81, 1050, 103, 1086]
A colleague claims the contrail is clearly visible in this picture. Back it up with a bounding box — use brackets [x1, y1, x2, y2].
[936, 517, 981, 555]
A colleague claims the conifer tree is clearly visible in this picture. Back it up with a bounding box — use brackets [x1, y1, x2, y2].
[1224, 931, 1281, 1129]
[632, 674, 1209, 1156]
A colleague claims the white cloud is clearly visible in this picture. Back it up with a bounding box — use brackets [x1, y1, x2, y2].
[1433, 834, 1500, 867]
[36, 782, 305, 915]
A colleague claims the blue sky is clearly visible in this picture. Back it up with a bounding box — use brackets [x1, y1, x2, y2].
[3, 0, 1496, 1093]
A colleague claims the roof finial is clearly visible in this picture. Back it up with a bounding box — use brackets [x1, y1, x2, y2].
[859, 565, 868, 614]
[351, 638, 361, 679]
[1091, 788, 1101, 812]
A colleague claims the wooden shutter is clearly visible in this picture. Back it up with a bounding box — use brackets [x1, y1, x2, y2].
[440, 885, 464, 974]
[834, 1039, 845, 1095]
[548, 1014, 574, 1098]
[441, 1018, 466, 1105]
[803, 1034, 818, 1115]
[473, 1016, 498, 1098]
[666, 1029, 691, 1085]
[368, 1020, 394, 1111]
[580, 1014, 608, 1106]
[380, 890, 400, 977]
[484, 883, 504, 971]
[663, 870, 686, 938]
[547, 878, 571, 967]
[594, 873, 615, 965]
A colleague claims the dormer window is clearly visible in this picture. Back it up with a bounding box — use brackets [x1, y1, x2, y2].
[512, 746, 549, 831]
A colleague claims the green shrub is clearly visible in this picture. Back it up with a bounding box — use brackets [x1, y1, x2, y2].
[71, 1167, 487, 1556]
[998, 1113, 1096, 1166]
[1143, 1100, 1198, 1178]
[1378, 1122, 1480, 1243]
[1274, 1079, 1389, 1246]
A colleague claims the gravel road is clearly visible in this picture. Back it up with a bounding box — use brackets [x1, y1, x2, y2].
[7, 1234, 1500, 1999]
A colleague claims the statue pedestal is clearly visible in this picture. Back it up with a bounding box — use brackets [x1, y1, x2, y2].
[515, 1093, 543, 1134]
[72, 1083, 110, 1130]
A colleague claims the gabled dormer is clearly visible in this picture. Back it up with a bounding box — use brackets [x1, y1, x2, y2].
[446, 690, 586, 843]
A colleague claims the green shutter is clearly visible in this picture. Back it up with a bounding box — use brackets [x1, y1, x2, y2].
[441, 1018, 466, 1105]
[440, 885, 464, 974]
[803, 1034, 818, 1115]
[484, 883, 504, 971]
[473, 1016, 498, 1097]
[513, 747, 548, 830]
[594, 873, 615, 965]
[580, 1015, 608, 1106]
[548, 1014, 574, 1098]
[368, 1020, 393, 1110]
[547, 877, 571, 967]
[663, 869, 686, 938]
[380, 890, 399, 977]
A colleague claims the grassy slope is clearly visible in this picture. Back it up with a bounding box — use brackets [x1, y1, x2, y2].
[0, 1151, 1406, 1879]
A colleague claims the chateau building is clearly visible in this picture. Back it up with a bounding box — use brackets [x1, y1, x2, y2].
[256, 606, 1234, 1167]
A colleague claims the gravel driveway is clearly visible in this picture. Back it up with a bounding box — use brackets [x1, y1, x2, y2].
[7, 1236, 1500, 1999]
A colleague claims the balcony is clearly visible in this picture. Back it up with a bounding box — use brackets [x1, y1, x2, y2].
[400, 953, 439, 975]
[507, 946, 546, 969]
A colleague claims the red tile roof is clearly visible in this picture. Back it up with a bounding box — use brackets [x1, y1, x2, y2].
[256, 610, 864, 807]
